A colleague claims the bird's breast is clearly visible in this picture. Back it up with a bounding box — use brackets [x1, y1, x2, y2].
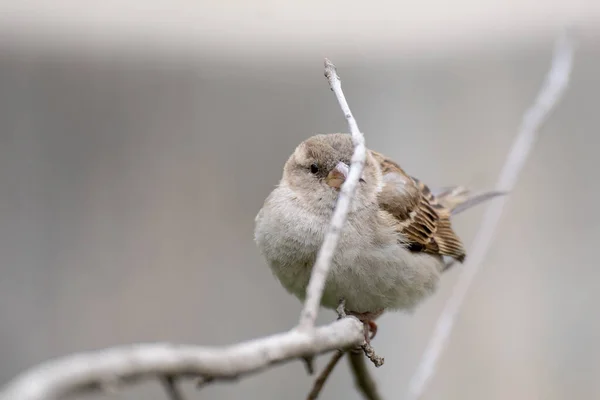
[254, 187, 442, 312]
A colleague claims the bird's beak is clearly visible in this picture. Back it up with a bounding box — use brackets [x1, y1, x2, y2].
[325, 162, 349, 189]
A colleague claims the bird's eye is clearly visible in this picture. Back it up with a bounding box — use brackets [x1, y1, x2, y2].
[310, 163, 319, 174]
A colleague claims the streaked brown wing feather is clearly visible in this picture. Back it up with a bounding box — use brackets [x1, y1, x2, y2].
[371, 150, 466, 262]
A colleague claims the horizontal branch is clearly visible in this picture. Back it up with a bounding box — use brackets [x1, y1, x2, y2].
[0, 318, 364, 400]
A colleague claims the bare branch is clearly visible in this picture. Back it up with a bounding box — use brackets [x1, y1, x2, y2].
[348, 352, 382, 400]
[0, 318, 364, 400]
[361, 343, 384, 368]
[299, 59, 367, 330]
[406, 32, 575, 400]
[307, 351, 346, 400]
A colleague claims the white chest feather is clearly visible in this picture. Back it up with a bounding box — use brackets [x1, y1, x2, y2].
[254, 186, 444, 313]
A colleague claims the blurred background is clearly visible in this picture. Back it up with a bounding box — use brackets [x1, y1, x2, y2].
[0, 1, 599, 399]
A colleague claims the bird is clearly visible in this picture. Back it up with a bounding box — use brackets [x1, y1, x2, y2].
[254, 133, 502, 341]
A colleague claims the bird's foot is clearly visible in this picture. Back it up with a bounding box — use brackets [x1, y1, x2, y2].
[336, 302, 385, 367]
[365, 320, 378, 342]
[346, 309, 384, 344]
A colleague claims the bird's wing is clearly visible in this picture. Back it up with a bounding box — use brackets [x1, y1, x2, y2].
[370, 150, 466, 262]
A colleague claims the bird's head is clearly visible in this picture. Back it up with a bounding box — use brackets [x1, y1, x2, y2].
[282, 133, 381, 214]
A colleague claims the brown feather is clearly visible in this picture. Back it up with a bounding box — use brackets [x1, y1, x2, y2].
[370, 150, 467, 263]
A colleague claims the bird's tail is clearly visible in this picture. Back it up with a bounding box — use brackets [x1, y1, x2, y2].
[433, 186, 507, 216]
[435, 186, 506, 271]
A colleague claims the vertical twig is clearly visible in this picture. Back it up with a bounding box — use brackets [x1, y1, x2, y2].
[161, 376, 185, 400]
[348, 352, 383, 400]
[407, 32, 575, 400]
[306, 351, 346, 400]
[298, 59, 367, 330]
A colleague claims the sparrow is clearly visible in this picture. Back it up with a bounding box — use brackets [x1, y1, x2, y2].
[254, 133, 501, 341]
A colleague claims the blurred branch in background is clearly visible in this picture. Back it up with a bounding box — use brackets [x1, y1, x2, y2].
[348, 352, 383, 400]
[407, 31, 575, 400]
[307, 350, 345, 400]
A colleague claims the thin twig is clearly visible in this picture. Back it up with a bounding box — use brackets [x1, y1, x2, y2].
[161, 376, 185, 400]
[406, 32, 575, 400]
[0, 319, 364, 400]
[298, 58, 367, 331]
[306, 351, 346, 400]
[195, 376, 215, 389]
[348, 352, 382, 400]
[361, 343, 384, 368]
[302, 356, 316, 375]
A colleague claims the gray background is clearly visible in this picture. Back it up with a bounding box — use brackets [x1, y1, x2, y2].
[0, 2, 599, 399]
